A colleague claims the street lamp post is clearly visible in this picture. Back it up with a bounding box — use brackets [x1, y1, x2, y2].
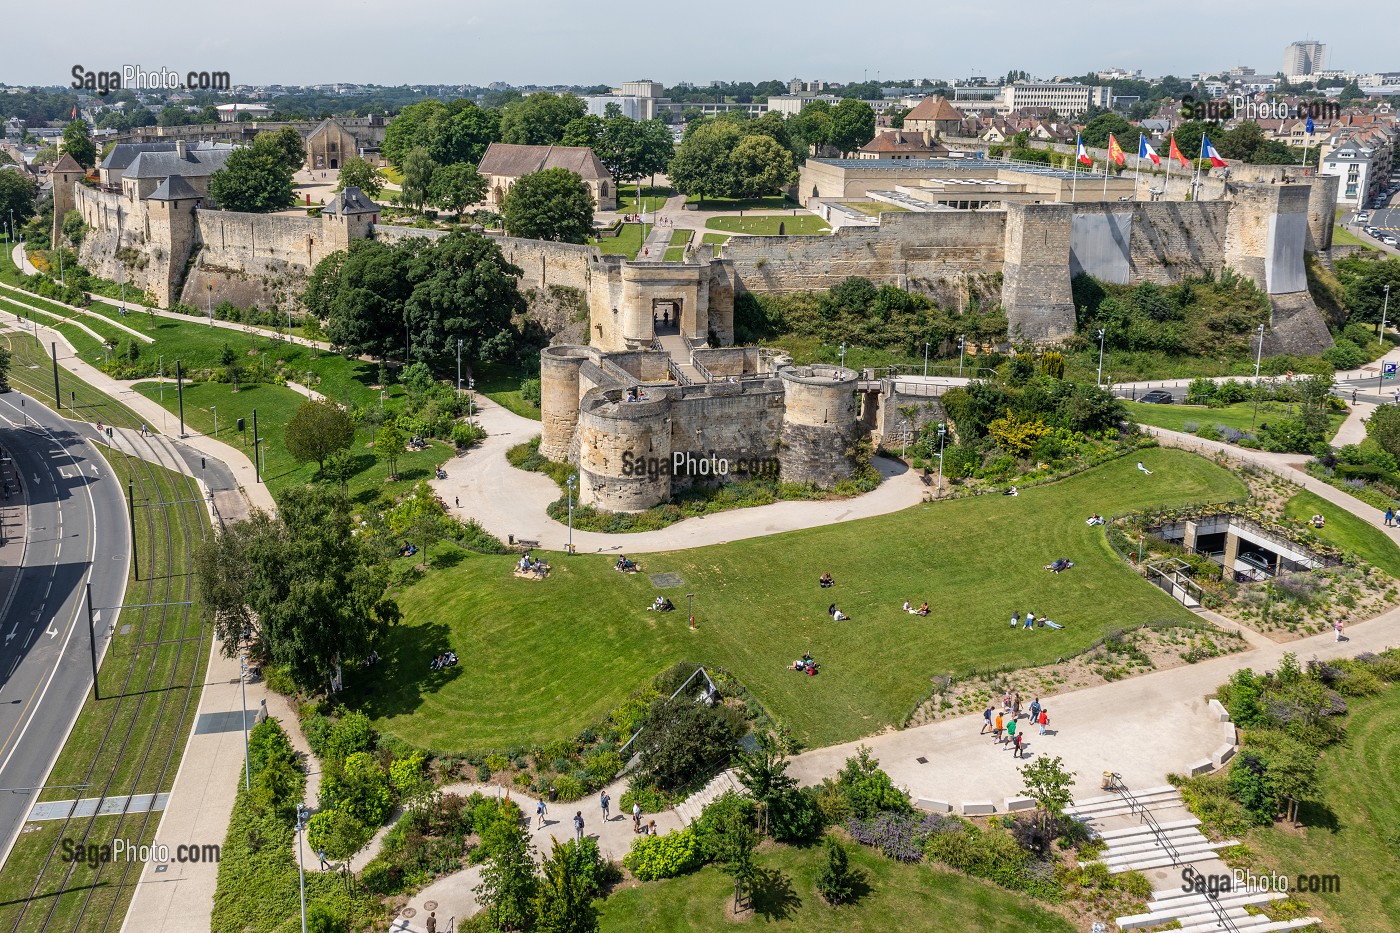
[1096, 328, 1106, 388]
[687, 593, 696, 631]
[923, 341, 930, 378]
[566, 474, 576, 554]
[1252, 324, 1266, 429]
[1380, 284, 1392, 350]
[456, 339, 463, 397]
[957, 335, 966, 377]
[838, 342, 847, 368]
[239, 655, 250, 791]
[936, 423, 946, 496]
[899, 419, 910, 457]
[296, 804, 308, 933]
[207, 282, 213, 326]
[211, 405, 217, 438]
[468, 378, 475, 419]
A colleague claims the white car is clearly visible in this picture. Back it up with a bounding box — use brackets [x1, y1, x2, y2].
[1383, 235, 1400, 247]
[1358, 212, 1371, 223]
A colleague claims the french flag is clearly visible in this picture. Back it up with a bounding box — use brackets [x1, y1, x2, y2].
[1076, 135, 1092, 166]
[1139, 135, 1161, 165]
[1202, 135, 1228, 168]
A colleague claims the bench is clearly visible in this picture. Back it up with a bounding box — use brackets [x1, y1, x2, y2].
[508, 535, 541, 549]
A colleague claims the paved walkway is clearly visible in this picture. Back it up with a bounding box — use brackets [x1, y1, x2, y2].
[431, 393, 925, 555]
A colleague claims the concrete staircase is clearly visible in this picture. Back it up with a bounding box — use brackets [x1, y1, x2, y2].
[1117, 886, 1319, 932]
[655, 333, 705, 384]
[673, 769, 744, 826]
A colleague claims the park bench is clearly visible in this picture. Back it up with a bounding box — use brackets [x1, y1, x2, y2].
[508, 535, 541, 549]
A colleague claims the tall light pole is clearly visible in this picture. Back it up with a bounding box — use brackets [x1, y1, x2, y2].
[206, 281, 213, 326]
[936, 423, 947, 496]
[468, 378, 475, 418]
[957, 335, 966, 377]
[1380, 284, 1392, 350]
[211, 405, 217, 438]
[296, 804, 308, 933]
[687, 593, 696, 631]
[923, 341, 930, 378]
[899, 419, 910, 457]
[1096, 328, 1106, 388]
[456, 338, 463, 397]
[566, 474, 576, 554]
[838, 342, 847, 368]
[1252, 324, 1266, 429]
[239, 655, 250, 791]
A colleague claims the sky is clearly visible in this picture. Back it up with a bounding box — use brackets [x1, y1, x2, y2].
[6, 0, 1391, 89]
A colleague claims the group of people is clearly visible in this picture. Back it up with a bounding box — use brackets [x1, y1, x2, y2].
[1085, 514, 1105, 526]
[981, 693, 1052, 758]
[615, 556, 640, 573]
[901, 600, 930, 616]
[429, 651, 458, 670]
[788, 653, 819, 675]
[1010, 610, 1063, 630]
[647, 596, 675, 612]
[624, 387, 652, 403]
[827, 603, 849, 621]
[1043, 558, 1074, 574]
[518, 553, 549, 576]
[818, 572, 834, 588]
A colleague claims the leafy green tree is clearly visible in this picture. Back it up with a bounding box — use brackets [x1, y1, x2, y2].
[376, 422, 406, 479]
[0, 171, 38, 229]
[427, 161, 487, 218]
[729, 134, 797, 198]
[533, 838, 599, 933]
[668, 121, 741, 205]
[400, 147, 437, 213]
[830, 747, 911, 819]
[636, 697, 741, 791]
[501, 167, 594, 243]
[333, 156, 383, 198]
[403, 229, 524, 359]
[500, 92, 587, 146]
[475, 822, 538, 932]
[61, 119, 96, 168]
[735, 732, 797, 835]
[1338, 81, 1364, 104]
[713, 798, 758, 911]
[815, 836, 860, 905]
[209, 136, 296, 212]
[1019, 754, 1075, 843]
[261, 126, 307, 172]
[60, 209, 86, 247]
[826, 99, 876, 155]
[191, 485, 398, 691]
[1170, 120, 1220, 165]
[284, 398, 355, 475]
[321, 448, 356, 490]
[382, 98, 499, 167]
[561, 114, 605, 149]
[1079, 112, 1134, 149]
[303, 238, 421, 360]
[0, 346, 11, 392]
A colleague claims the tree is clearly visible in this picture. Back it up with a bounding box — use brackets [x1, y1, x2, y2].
[403, 229, 524, 360]
[1338, 81, 1364, 105]
[1080, 112, 1134, 149]
[383, 98, 500, 168]
[0, 346, 11, 392]
[209, 135, 296, 212]
[789, 100, 832, 156]
[400, 147, 437, 213]
[191, 485, 398, 692]
[500, 93, 587, 146]
[376, 421, 406, 479]
[262, 126, 308, 172]
[668, 121, 741, 205]
[322, 449, 356, 490]
[636, 697, 741, 791]
[501, 167, 595, 244]
[1019, 754, 1075, 845]
[284, 398, 355, 475]
[827, 99, 876, 155]
[1264, 737, 1320, 824]
[0, 171, 38, 229]
[560, 115, 605, 149]
[533, 838, 598, 933]
[61, 120, 96, 169]
[729, 134, 797, 199]
[713, 798, 758, 913]
[735, 732, 796, 834]
[1367, 403, 1400, 460]
[427, 162, 487, 218]
[475, 823, 537, 932]
[333, 156, 383, 198]
[815, 836, 859, 905]
[303, 238, 422, 360]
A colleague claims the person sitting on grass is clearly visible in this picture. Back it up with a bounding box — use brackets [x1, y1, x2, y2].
[615, 556, 638, 573]
[519, 554, 532, 572]
[1004, 486, 1018, 497]
[1086, 514, 1105, 526]
[648, 597, 674, 612]
[902, 600, 914, 613]
[915, 602, 930, 616]
[819, 572, 834, 588]
[1044, 558, 1074, 573]
[1311, 514, 1325, 528]
[828, 604, 849, 622]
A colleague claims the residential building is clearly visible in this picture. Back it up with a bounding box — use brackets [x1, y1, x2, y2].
[1320, 134, 1392, 208]
[215, 103, 273, 122]
[901, 96, 963, 137]
[995, 83, 1111, 116]
[1284, 41, 1327, 79]
[476, 143, 616, 210]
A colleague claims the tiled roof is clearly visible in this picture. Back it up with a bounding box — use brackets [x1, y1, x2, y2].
[477, 143, 611, 181]
[125, 147, 233, 180]
[904, 96, 963, 122]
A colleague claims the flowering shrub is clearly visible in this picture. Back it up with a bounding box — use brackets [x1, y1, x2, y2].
[846, 810, 956, 862]
[622, 828, 703, 881]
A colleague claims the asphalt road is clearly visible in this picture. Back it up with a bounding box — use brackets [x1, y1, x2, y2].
[0, 393, 129, 866]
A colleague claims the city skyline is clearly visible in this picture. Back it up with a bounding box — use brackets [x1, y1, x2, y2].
[2, 0, 1393, 90]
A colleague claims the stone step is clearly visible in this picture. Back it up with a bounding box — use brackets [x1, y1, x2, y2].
[1174, 913, 1319, 933]
[1105, 843, 1237, 875]
[1066, 785, 1178, 812]
[1071, 796, 1189, 823]
[1095, 828, 1214, 860]
[1100, 835, 1231, 865]
[1118, 891, 1288, 930]
[1096, 816, 1200, 841]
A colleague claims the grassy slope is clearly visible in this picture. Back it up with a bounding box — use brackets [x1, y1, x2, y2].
[1282, 490, 1400, 577]
[352, 448, 1243, 753]
[1122, 400, 1347, 438]
[598, 841, 1074, 933]
[1243, 685, 1400, 932]
[705, 215, 831, 236]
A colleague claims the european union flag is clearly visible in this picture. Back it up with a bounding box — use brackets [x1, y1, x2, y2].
[1305, 116, 1315, 134]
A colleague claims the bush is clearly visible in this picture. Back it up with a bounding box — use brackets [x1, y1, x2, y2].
[519, 378, 541, 407]
[307, 807, 372, 860]
[583, 750, 622, 786]
[620, 778, 670, 814]
[389, 752, 427, 797]
[247, 717, 297, 776]
[827, 747, 911, 819]
[769, 785, 826, 843]
[551, 773, 587, 802]
[322, 710, 375, 764]
[451, 420, 487, 449]
[622, 828, 703, 881]
[321, 752, 393, 826]
[692, 790, 756, 860]
[816, 836, 861, 905]
[635, 697, 741, 791]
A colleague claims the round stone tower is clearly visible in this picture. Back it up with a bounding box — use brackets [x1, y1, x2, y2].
[539, 346, 589, 463]
[578, 389, 674, 512]
[778, 364, 859, 487]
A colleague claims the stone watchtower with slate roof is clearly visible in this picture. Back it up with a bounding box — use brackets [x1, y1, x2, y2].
[321, 186, 380, 252]
[50, 153, 85, 248]
[144, 175, 202, 308]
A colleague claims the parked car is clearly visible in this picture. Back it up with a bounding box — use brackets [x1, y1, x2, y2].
[1358, 212, 1370, 223]
[1384, 236, 1399, 247]
[1238, 551, 1274, 574]
[1139, 390, 1175, 404]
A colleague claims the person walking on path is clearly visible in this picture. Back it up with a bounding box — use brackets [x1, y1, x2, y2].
[981, 706, 993, 734]
[600, 791, 611, 822]
[1005, 717, 1018, 747]
[1387, 508, 1395, 527]
[1335, 619, 1345, 642]
[993, 712, 1003, 743]
[537, 799, 547, 828]
[648, 819, 657, 836]
[633, 802, 642, 833]
[1013, 732, 1024, 758]
[1038, 709, 1049, 734]
[574, 811, 585, 842]
[1012, 693, 1022, 718]
[1029, 697, 1041, 722]
[426, 912, 437, 933]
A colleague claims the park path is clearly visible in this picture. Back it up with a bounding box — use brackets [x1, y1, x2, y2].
[430, 391, 926, 555]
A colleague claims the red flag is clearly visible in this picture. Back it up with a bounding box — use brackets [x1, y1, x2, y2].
[1168, 135, 1191, 167]
[71, 105, 77, 120]
[1107, 134, 1126, 166]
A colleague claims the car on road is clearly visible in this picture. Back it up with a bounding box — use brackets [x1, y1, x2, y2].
[1365, 227, 1380, 236]
[1139, 390, 1175, 404]
[1384, 236, 1399, 247]
[1358, 212, 1370, 223]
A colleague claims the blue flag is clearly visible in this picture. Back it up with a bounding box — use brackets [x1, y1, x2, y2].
[1305, 116, 1315, 134]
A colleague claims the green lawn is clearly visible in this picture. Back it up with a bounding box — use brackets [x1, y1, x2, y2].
[595, 223, 645, 260]
[1283, 490, 1400, 576]
[349, 448, 1243, 753]
[700, 232, 730, 247]
[686, 194, 795, 212]
[839, 201, 910, 217]
[598, 840, 1074, 933]
[617, 185, 676, 216]
[664, 247, 685, 262]
[474, 359, 541, 420]
[1333, 225, 1369, 247]
[1122, 400, 1347, 440]
[380, 165, 404, 185]
[669, 228, 692, 247]
[1241, 685, 1400, 932]
[705, 215, 831, 236]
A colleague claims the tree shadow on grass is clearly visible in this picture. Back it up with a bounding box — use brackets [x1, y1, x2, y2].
[750, 866, 801, 921]
[1294, 798, 1341, 833]
[340, 618, 460, 720]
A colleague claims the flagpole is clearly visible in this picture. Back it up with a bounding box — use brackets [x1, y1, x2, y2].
[1193, 134, 1204, 201]
[1071, 145, 1079, 202]
[1134, 135, 1142, 201]
[1165, 148, 1172, 200]
[1301, 128, 1312, 175]
[1102, 147, 1110, 199]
